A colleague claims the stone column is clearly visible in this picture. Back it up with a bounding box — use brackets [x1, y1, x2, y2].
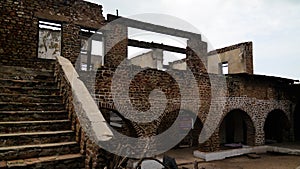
[186, 36, 208, 75]
[152, 49, 163, 70]
[198, 130, 220, 152]
[61, 23, 81, 65]
[103, 22, 128, 69]
[243, 42, 254, 74]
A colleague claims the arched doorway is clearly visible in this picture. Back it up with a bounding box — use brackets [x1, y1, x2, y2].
[157, 109, 203, 148]
[264, 109, 290, 144]
[100, 108, 138, 138]
[179, 115, 203, 147]
[175, 110, 203, 148]
[219, 109, 255, 148]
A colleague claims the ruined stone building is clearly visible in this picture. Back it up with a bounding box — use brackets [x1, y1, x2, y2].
[0, 0, 300, 168]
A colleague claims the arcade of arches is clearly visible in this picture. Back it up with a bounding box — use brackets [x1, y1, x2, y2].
[100, 105, 295, 151]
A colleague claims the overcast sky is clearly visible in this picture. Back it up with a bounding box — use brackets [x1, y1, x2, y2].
[87, 0, 300, 80]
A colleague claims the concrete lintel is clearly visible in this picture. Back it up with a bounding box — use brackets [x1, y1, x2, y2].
[128, 39, 186, 54]
[107, 14, 202, 40]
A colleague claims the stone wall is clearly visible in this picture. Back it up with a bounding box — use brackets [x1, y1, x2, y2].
[92, 65, 206, 137]
[79, 66, 295, 153]
[0, 0, 105, 65]
[227, 74, 293, 100]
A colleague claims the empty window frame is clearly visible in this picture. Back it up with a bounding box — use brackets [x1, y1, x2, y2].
[221, 62, 229, 74]
[38, 20, 61, 59]
[79, 28, 104, 71]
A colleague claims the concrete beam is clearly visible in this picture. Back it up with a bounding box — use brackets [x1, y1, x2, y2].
[128, 39, 186, 54]
[107, 14, 202, 40]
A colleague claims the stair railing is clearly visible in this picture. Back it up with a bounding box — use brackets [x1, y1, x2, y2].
[54, 56, 113, 169]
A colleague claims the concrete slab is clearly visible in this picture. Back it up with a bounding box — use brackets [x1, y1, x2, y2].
[194, 145, 300, 161]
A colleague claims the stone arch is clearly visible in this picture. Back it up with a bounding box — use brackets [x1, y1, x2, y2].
[157, 109, 203, 148]
[264, 109, 291, 144]
[219, 109, 255, 147]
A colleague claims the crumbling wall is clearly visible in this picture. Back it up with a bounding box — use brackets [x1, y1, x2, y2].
[169, 42, 253, 74]
[169, 59, 187, 70]
[77, 65, 296, 153]
[129, 49, 164, 70]
[207, 42, 253, 74]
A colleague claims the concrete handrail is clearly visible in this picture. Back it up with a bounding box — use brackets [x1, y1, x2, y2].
[56, 56, 113, 142]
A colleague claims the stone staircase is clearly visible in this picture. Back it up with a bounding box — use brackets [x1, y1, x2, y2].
[0, 65, 84, 168]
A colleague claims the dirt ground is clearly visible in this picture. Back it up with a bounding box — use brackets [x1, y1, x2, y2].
[196, 153, 300, 169]
[160, 148, 300, 169]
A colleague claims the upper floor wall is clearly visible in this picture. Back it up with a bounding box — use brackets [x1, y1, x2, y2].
[226, 74, 295, 100]
[169, 42, 253, 75]
[0, 0, 105, 64]
[208, 42, 253, 74]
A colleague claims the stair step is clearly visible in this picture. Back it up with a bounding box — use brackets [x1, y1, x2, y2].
[0, 142, 79, 161]
[0, 65, 83, 168]
[0, 59, 55, 71]
[0, 131, 75, 147]
[0, 79, 57, 88]
[0, 86, 59, 95]
[0, 111, 68, 122]
[1, 153, 84, 169]
[0, 120, 71, 134]
[0, 65, 54, 81]
[0, 94, 62, 103]
[0, 102, 65, 111]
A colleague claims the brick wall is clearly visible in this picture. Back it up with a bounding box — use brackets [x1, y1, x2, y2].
[79, 67, 295, 153]
[227, 74, 293, 100]
[103, 23, 128, 69]
[0, 0, 105, 65]
[2, 0, 297, 162]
